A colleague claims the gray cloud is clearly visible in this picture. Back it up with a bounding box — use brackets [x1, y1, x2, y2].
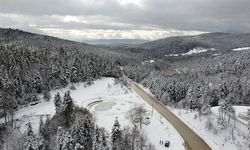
[0, 0, 249, 40]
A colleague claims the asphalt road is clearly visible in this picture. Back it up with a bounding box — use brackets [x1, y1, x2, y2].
[126, 77, 212, 150]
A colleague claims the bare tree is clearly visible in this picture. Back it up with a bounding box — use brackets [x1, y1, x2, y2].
[127, 105, 149, 129]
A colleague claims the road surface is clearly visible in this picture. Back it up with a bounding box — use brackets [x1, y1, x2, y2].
[126, 77, 212, 150]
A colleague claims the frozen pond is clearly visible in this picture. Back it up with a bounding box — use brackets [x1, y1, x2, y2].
[94, 102, 117, 111]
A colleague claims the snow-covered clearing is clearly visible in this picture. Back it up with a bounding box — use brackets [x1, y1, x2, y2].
[169, 107, 250, 150]
[1, 78, 185, 150]
[181, 48, 215, 56]
[232, 47, 250, 51]
[142, 60, 155, 64]
[165, 54, 179, 57]
[165, 47, 215, 57]
[212, 53, 220, 56]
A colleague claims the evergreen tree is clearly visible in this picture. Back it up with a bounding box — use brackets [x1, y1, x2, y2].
[62, 131, 74, 150]
[122, 127, 132, 150]
[71, 116, 94, 150]
[55, 127, 64, 150]
[25, 122, 37, 150]
[93, 126, 103, 150]
[111, 117, 123, 150]
[38, 116, 45, 136]
[62, 91, 74, 127]
[99, 128, 109, 150]
[38, 116, 46, 150]
[54, 92, 62, 113]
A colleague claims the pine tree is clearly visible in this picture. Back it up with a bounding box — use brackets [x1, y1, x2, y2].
[71, 116, 94, 150]
[54, 92, 62, 113]
[38, 116, 46, 150]
[55, 127, 64, 150]
[62, 131, 74, 150]
[93, 126, 101, 150]
[38, 116, 45, 136]
[122, 127, 132, 150]
[111, 117, 123, 150]
[62, 91, 74, 127]
[25, 122, 37, 150]
[99, 128, 109, 150]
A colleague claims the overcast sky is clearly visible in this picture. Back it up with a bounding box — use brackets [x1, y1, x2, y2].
[0, 0, 249, 41]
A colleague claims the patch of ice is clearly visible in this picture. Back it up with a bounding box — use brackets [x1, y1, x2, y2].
[94, 102, 116, 111]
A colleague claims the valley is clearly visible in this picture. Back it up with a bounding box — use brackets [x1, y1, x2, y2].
[0, 28, 250, 150]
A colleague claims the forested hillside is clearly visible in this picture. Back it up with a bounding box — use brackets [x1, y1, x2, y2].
[1, 28, 250, 149]
[122, 33, 250, 111]
[138, 32, 250, 56]
[0, 28, 121, 126]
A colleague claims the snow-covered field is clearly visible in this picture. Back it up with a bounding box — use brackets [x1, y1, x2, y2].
[232, 47, 250, 51]
[142, 59, 155, 64]
[165, 47, 215, 57]
[0, 78, 185, 150]
[169, 107, 250, 150]
[181, 48, 215, 56]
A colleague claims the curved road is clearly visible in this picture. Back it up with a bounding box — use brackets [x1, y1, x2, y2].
[126, 77, 212, 150]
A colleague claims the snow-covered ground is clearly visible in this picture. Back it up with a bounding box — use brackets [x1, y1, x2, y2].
[142, 59, 155, 64]
[0, 78, 185, 150]
[165, 54, 179, 57]
[181, 48, 215, 56]
[169, 107, 250, 150]
[212, 106, 250, 125]
[212, 53, 220, 56]
[232, 47, 250, 51]
[165, 47, 215, 57]
[135, 83, 250, 150]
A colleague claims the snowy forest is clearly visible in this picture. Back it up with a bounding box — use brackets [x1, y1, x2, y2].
[123, 43, 250, 109]
[0, 30, 121, 125]
[0, 28, 157, 150]
[1, 28, 250, 149]
[1, 90, 154, 150]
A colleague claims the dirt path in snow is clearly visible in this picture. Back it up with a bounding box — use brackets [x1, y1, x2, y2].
[126, 77, 212, 150]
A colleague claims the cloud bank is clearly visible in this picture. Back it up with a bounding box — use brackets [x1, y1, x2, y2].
[0, 0, 249, 41]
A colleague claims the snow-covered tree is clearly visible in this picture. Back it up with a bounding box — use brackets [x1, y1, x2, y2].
[111, 117, 123, 150]
[127, 105, 148, 129]
[186, 86, 202, 110]
[62, 131, 74, 150]
[71, 116, 94, 150]
[38, 116, 45, 136]
[201, 103, 212, 115]
[62, 91, 74, 127]
[93, 126, 101, 150]
[54, 92, 62, 113]
[55, 127, 64, 150]
[25, 122, 38, 150]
